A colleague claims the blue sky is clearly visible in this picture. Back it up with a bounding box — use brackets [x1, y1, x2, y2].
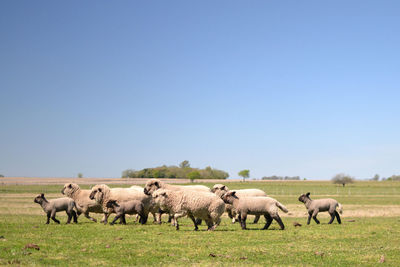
[1, 1, 399, 179]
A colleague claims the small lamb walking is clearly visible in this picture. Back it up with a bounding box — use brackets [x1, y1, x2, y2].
[34, 193, 78, 224]
[298, 192, 342, 225]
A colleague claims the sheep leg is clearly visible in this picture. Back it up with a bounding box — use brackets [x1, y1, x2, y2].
[168, 214, 173, 223]
[84, 212, 97, 222]
[188, 214, 198, 231]
[253, 215, 260, 224]
[262, 214, 273, 230]
[139, 213, 148, 225]
[273, 215, 285, 230]
[102, 213, 109, 225]
[173, 212, 186, 230]
[328, 212, 335, 224]
[227, 210, 236, 223]
[240, 213, 248, 230]
[46, 213, 51, 224]
[307, 212, 312, 225]
[110, 214, 122, 225]
[206, 217, 214, 231]
[71, 210, 78, 223]
[334, 211, 342, 224]
[312, 211, 320, 224]
[66, 211, 72, 224]
[51, 211, 60, 224]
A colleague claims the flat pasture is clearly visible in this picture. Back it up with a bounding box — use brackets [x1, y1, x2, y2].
[1, 180, 399, 266]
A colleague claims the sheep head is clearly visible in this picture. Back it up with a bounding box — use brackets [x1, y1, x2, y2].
[222, 191, 237, 204]
[89, 184, 109, 203]
[298, 192, 311, 203]
[144, 179, 162, 195]
[34, 193, 46, 204]
[211, 184, 228, 198]
[106, 200, 119, 209]
[61, 183, 79, 196]
[151, 189, 169, 210]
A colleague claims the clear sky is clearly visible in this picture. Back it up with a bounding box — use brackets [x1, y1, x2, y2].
[1, 1, 399, 180]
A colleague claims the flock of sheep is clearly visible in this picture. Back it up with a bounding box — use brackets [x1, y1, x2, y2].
[33, 179, 343, 230]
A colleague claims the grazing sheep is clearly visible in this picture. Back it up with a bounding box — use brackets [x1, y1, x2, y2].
[211, 184, 267, 224]
[152, 189, 225, 231]
[89, 184, 153, 224]
[298, 192, 342, 225]
[143, 179, 210, 224]
[222, 191, 288, 230]
[61, 183, 104, 222]
[34, 193, 77, 224]
[106, 200, 146, 225]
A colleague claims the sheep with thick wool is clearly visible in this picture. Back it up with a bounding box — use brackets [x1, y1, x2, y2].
[61, 183, 104, 222]
[89, 184, 153, 224]
[152, 189, 225, 231]
[211, 184, 267, 223]
[34, 193, 78, 224]
[298, 192, 343, 225]
[222, 191, 288, 230]
[144, 179, 211, 224]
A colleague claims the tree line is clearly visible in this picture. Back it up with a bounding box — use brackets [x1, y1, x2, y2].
[261, 175, 301, 181]
[121, 160, 229, 180]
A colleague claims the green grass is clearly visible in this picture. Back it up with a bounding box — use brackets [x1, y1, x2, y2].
[1, 181, 400, 266]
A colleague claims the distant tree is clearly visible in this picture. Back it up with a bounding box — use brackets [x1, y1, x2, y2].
[332, 173, 354, 187]
[188, 171, 201, 183]
[238, 169, 250, 182]
[0, 174, 4, 178]
[179, 160, 190, 169]
[78, 173, 83, 178]
[372, 174, 380, 181]
[387, 175, 400, 181]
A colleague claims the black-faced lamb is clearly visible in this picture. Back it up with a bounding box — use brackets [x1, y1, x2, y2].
[152, 189, 225, 231]
[298, 192, 342, 225]
[211, 184, 267, 224]
[61, 183, 104, 222]
[106, 200, 146, 225]
[222, 191, 288, 230]
[34, 193, 77, 224]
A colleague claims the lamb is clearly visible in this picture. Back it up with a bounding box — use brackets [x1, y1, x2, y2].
[222, 191, 288, 230]
[211, 184, 267, 223]
[298, 192, 342, 225]
[105, 200, 146, 225]
[89, 184, 153, 224]
[143, 179, 211, 224]
[61, 183, 104, 222]
[152, 189, 225, 231]
[34, 193, 78, 224]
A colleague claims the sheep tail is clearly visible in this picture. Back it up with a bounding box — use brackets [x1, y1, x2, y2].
[276, 201, 288, 213]
[337, 203, 343, 214]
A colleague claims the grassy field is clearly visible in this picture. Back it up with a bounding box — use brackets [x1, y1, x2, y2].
[1, 180, 400, 266]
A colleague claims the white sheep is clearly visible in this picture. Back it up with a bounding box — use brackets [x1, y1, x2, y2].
[143, 179, 210, 224]
[222, 191, 288, 230]
[34, 193, 78, 224]
[89, 184, 153, 224]
[298, 192, 343, 225]
[152, 189, 225, 231]
[211, 184, 267, 223]
[61, 183, 104, 222]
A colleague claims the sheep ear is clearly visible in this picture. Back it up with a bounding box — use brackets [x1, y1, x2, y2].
[98, 188, 102, 192]
[154, 181, 159, 187]
[306, 192, 310, 197]
[231, 191, 236, 196]
[221, 185, 226, 190]
[40, 193, 44, 198]
[161, 191, 167, 196]
[68, 184, 72, 188]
